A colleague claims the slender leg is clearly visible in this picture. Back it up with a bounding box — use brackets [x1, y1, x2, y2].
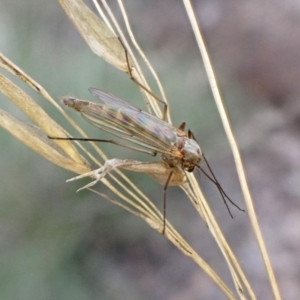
[67, 159, 187, 234]
[162, 170, 174, 235]
[47, 136, 156, 156]
[120, 38, 168, 121]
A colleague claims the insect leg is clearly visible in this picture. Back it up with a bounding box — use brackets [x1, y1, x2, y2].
[47, 136, 156, 156]
[118, 37, 169, 121]
[66, 159, 186, 232]
[162, 169, 174, 235]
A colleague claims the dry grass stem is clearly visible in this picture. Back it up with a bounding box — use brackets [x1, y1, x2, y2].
[97, 0, 165, 119]
[90, 188, 236, 299]
[183, 0, 281, 299]
[115, 0, 171, 122]
[58, 0, 130, 73]
[0, 53, 87, 166]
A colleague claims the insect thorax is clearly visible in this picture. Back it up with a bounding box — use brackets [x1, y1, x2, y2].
[174, 137, 202, 172]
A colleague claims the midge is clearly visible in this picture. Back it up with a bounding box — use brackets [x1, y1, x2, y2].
[49, 88, 242, 233]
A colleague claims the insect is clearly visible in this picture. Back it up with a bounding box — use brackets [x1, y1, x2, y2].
[50, 88, 242, 233]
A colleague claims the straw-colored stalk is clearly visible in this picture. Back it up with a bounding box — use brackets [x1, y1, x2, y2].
[0, 0, 281, 299]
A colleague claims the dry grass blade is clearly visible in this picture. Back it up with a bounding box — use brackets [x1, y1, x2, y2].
[0, 73, 90, 174]
[90, 188, 237, 300]
[97, 0, 168, 120]
[58, 0, 131, 73]
[183, 0, 281, 299]
[185, 173, 252, 298]
[58, 0, 161, 118]
[0, 109, 89, 174]
[0, 53, 87, 166]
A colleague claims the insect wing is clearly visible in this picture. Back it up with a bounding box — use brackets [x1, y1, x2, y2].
[89, 88, 140, 111]
[79, 89, 183, 158]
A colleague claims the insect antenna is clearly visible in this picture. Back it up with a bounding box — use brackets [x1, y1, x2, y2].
[196, 155, 245, 216]
[186, 128, 244, 214]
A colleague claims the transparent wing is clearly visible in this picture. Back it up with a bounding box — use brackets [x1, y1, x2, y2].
[75, 88, 183, 158]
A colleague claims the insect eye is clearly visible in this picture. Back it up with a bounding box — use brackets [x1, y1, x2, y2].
[186, 166, 194, 172]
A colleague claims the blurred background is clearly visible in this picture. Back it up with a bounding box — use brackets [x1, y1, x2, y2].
[1, 0, 300, 299]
